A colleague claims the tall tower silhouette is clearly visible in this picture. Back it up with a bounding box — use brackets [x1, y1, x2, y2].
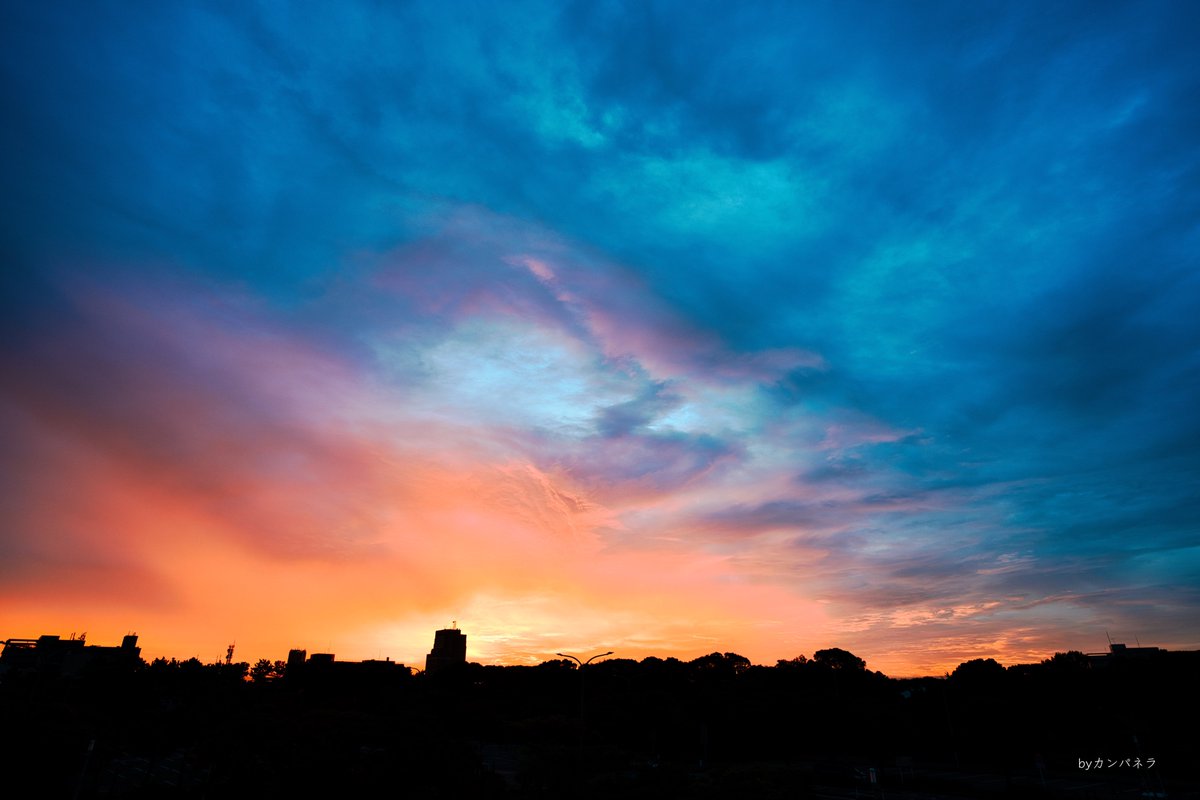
[425, 623, 466, 674]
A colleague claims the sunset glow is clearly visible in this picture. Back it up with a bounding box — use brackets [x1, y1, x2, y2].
[3, 2, 1198, 677]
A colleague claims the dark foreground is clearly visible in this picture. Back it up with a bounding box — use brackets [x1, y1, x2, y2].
[1, 649, 1196, 799]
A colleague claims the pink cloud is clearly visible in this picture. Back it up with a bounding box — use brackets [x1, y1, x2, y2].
[1, 225, 1119, 677]
[0, 267, 838, 668]
[366, 207, 825, 387]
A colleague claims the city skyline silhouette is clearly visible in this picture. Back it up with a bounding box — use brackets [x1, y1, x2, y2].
[3, 2, 1199, 688]
[2, 624, 1196, 798]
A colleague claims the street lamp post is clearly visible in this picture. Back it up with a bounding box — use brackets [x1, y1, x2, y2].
[556, 651, 612, 766]
[556, 651, 613, 668]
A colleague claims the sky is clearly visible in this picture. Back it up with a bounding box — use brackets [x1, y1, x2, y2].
[2, 2, 1198, 677]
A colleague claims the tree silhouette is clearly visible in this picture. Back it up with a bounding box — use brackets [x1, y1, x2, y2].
[950, 657, 1005, 684]
[689, 652, 751, 676]
[1042, 650, 1090, 672]
[250, 658, 285, 683]
[812, 648, 866, 671]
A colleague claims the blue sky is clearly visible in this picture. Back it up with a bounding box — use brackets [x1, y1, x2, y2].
[2, 1, 1198, 673]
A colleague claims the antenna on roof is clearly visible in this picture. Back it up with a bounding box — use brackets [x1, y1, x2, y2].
[1105, 630, 1113, 647]
[226, 643, 235, 665]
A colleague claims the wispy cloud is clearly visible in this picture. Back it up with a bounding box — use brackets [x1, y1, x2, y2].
[3, 0, 1198, 672]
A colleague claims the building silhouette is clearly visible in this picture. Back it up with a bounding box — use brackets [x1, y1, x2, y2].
[283, 648, 407, 683]
[0, 632, 141, 677]
[1087, 640, 1166, 666]
[287, 648, 307, 670]
[425, 625, 466, 673]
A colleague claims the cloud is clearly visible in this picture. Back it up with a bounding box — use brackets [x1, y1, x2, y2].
[3, 1, 1198, 671]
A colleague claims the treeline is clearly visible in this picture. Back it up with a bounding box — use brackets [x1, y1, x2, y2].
[1, 647, 1196, 798]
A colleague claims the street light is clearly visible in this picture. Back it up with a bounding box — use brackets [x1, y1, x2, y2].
[555, 651, 612, 766]
[556, 651, 612, 667]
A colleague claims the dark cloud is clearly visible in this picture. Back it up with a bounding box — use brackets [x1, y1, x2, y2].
[594, 382, 682, 437]
[556, 430, 743, 503]
[701, 500, 844, 537]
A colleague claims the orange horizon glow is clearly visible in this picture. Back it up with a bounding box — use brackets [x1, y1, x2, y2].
[2, 610, 1149, 679]
[4, 225, 1196, 682]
